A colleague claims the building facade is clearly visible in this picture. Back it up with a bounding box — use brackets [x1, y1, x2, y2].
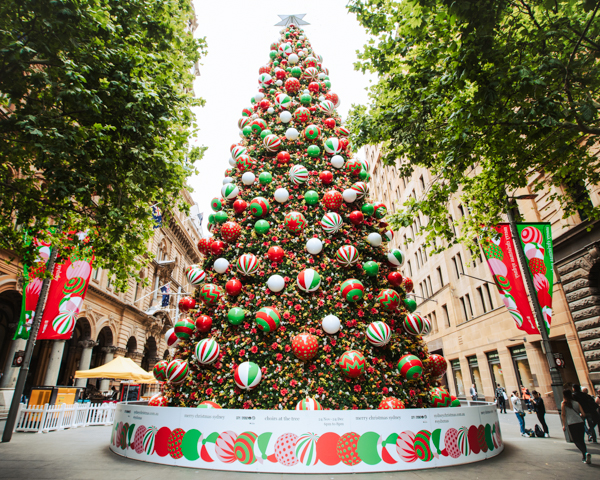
[365, 144, 597, 409]
[0, 189, 202, 406]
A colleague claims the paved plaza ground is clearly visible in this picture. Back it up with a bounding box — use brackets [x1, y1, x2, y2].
[1, 411, 599, 479]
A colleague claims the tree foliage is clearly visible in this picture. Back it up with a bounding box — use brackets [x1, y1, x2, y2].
[0, 0, 206, 288]
[347, 0, 600, 250]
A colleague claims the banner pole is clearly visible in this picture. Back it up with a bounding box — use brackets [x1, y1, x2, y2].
[506, 201, 565, 426]
[2, 242, 60, 443]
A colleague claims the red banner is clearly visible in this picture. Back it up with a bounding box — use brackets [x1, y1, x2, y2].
[482, 224, 539, 334]
[38, 254, 94, 340]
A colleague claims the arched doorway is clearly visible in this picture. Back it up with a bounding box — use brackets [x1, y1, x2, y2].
[141, 337, 158, 372]
[92, 326, 114, 369]
[58, 317, 92, 386]
[126, 336, 137, 361]
[0, 289, 23, 388]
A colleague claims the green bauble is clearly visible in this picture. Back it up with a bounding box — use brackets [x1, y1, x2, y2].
[260, 129, 272, 139]
[291, 66, 302, 78]
[404, 297, 417, 313]
[359, 169, 370, 181]
[324, 80, 332, 89]
[300, 93, 312, 105]
[273, 60, 279, 66]
[215, 211, 228, 223]
[259, 172, 273, 185]
[361, 203, 375, 216]
[286, 67, 292, 72]
[228, 307, 246, 325]
[208, 213, 215, 224]
[269, 51, 277, 59]
[250, 97, 256, 105]
[307, 145, 321, 157]
[254, 220, 270, 234]
[269, 89, 276, 95]
[242, 125, 253, 137]
[362, 261, 379, 277]
[304, 190, 319, 205]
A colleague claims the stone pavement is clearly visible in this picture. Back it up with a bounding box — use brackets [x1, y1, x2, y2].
[0, 411, 599, 480]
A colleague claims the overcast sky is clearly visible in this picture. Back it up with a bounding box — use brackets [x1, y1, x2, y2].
[188, 0, 376, 232]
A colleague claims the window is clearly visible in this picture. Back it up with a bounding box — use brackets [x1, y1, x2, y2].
[427, 276, 433, 295]
[430, 311, 438, 333]
[468, 356, 484, 398]
[457, 253, 464, 274]
[415, 253, 420, 270]
[451, 359, 465, 397]
[477, 287, 488, 313]
[407, 260, 413, 277]
[484, 284, 494, 309]
[451, 257, 460, 279]
[403, 235, 408, 248]
[422, 246, 427, 261]
[459, 297, 468, 320]
[106, 274, 112, 290]
[420, 283, 426, 298]
[416, 215, 422, 231]
[510, 346, 535, 391]
[418, 249, 423, 266]
[442, 304, 450, 327]
[449, 216, 456, 236]
[419, 175, 425, 191]
[93, 268, 100, 281]
[437, 267, 444, 286]
[487, 351, 506, 391]
[465, 293, 473, 317]
[402, 177, 407, 188]
[458, 204, 465, 218]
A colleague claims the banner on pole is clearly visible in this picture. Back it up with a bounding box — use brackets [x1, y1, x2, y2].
[38, 234, 94, 340]
[481, 224, 539, 334]
[516, 223, 553, 335]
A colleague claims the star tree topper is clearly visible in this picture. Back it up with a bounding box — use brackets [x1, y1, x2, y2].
[275, 14, 310, 27]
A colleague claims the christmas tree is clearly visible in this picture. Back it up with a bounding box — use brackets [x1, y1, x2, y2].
[153, 23, 450, 411]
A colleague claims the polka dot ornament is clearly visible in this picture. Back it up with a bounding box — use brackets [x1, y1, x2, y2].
[291, 333, 319, 361]
[274, 433, 299, 466]
[167, 428, 185, 459]
[336, 432, 361, 466]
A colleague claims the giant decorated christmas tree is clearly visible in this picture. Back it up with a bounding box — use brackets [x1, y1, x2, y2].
[153, 23, 451, 411]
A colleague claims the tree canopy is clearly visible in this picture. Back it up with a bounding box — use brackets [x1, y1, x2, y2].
[0, 0, 206, 288]
[347, 0, 600, 250]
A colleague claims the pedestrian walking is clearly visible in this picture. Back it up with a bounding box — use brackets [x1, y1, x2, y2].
[573, 385, 598, 443]
[561, 389, 591, 464]
[470, 384, 478, 401]
[531, 390, 549, 437]
[495, 383, 507, 413]
[511, 391, 527, 436]
[521, 386, 533, 413]
[595, 390, 600, 438]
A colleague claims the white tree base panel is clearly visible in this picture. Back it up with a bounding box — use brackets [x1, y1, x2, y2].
[109, 403, 503, 473]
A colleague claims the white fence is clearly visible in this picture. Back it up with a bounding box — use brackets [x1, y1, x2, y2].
[14, 402, 116, 433]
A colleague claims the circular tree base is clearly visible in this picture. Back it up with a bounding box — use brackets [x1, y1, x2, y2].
[109, 403, 503, 472]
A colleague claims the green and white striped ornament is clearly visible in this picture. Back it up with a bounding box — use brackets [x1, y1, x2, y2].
[323, 137, 342, 154]
[234, 361, 262, 390]
[320, 212, 343, 234]
[366, 321, 392, 347]
[289, 165, 309, 185]
[195, 338, 220, 365]
[335, 245, 359, 267]
[297, 268, 321, 292]
[221, 183, 239, 200]
[387, 248, 405, 267]
[236, 253, 260, 276]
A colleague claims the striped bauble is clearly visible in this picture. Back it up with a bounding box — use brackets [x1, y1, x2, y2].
[397, 354, 423, 380]
[323, 137, 342, 155]
[350, 181, 369, 199]
[340, 278, 365, 303]
[320, 212, 343, 234]
[233, 432, 258, 465]
[174, 318, 195, 340]
[236, 253, 260, 276]
[255, 306, 281, 333]
[295, 432, 319, 466]
[387, 248, 405, 267]
[403, 313, 426, 336]
[231, 145, 247, 160]
[221, 183, 239, 200]
[167, 359, 189, 384]
[249, 197, 270, 217]
[295, 397, 323, 411]
[197, 401, 222, 409]
[185, 265, 206, 285]
[296, 268, 321, 292]
[366, 321, 392, 347]
[234, 361, 262, 390]
[152, 360, 168, 382]
[289, 165, 309, 184]
[195, 338, 220, 365]
[338, 350, 366, 378]
[336, 245, 359, 267]
[52, 312, 76, 336]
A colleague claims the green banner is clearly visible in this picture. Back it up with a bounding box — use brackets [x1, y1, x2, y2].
[515, 223, 553, 335]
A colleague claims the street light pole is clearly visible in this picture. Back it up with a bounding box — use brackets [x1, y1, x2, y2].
[2, 245, 59, 443]
[506, 200, 565, 416]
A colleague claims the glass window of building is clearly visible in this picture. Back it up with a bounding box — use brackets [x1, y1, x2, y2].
[487, 351, 506, 391]
[484, 284, 494, 309]
[510, 346, 535, 390]
[468, 356, 484, 398]
[437, 266, 444, 286]
[442, 304, 450, 327]
[451, 359, 465, 397]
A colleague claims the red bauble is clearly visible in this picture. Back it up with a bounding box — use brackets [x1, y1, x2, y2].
[387, 271, 403, 287]
[340, 138, 349, 150]
[280, 59, 288, 66]
[349, 211, 364, 225]
[195, 314, 212, 332]
[210, 240, 225, 256]
[324, 118, 336, 129]
[178, 296, 196, 312]
[308, 82, 320, 93]
[309, 106, 316, 113]
[197, 238, 213, 255]
[233, 199, 247, 214]
[277, 151, 291, 164]
[291, 333, 319, 361]
[326, 92, 340, 106]
[258, 65, 270, 74]
[285, 78, 301, 93]
[221, 221, 241, 243]
[267, 246, 285, 263]
[403, 277, 414, 293]
[225, 278, 243, 296]
[319, 170, 333, 184]
[275, 68, 286, 80]
[323, 190, 343, 211]
[259, 99, 271, 110]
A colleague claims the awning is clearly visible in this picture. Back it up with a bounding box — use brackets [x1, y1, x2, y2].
[75, 356, 156, 383]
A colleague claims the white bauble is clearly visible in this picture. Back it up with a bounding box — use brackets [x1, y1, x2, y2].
[274, 188, 289, 203]
[267, 274, 285, 293]
[254, 92, 265, 102]
[238, 130, 244, 138]
[322, 315, 341, 334]
[288, 53, 299, 64]
[299, 35, 305, 40]
[280, 111, 293, 123]
[303, 89, 310, 94]
[214, 258, 229, 274]
[298, 50, 306, 57]
[275, 80, 283, 86]
[228, 157, 236, 167]
[343, 189, 357, 203]
[241, 172, 256, 185]
[267, 107, 274, 114]
[222, 177, 233, 185]
[318, 95, 325, 102]
[367, 233, 383, 247]
[251, 113, 258, 119]
[318, 73, 327, 80]
[330, 155, 344, 169]
[306, 238, 323, 255]
[285, 128, 300, 141]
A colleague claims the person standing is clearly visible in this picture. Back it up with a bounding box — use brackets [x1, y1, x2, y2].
[573, 385, 597, 443]
[521, 386, 533, 413]
[582, 387, 600, 442]
[562, 389, 591, 464]
[496, 384, 507, 414]
[531, 390, 549, 437]
[470, 384, 478, 401]
[511, 391, 527, 436]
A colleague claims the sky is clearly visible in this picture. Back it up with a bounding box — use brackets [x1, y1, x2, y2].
[188, 0, 376, 233]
